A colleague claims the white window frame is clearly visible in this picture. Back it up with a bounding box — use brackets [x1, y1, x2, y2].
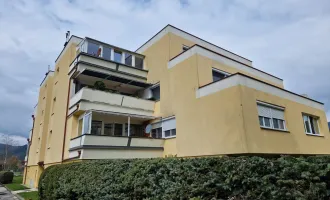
[302, 114, 320, 135]
[257, 102, 287, 131]
[80, 111, 92, 135]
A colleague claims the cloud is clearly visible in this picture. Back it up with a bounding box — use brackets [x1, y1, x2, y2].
[0, 0, 329, 140]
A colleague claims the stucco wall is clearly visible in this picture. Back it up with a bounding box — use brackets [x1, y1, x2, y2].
[240, 85, 330, 154]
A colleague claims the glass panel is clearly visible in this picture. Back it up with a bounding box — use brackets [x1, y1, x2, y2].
[125, 53, 132, 66]
[104, 123, 114, 136]
[102, 47, 111, 60]
[279, 120, 285, 130]
[83, 113, 91, 134]
[114, 123, 123, 136]
[264, 117, 271, 127]
[151, 86, 160, 101]
[259, 116, 264, 126]
[135, 56, 144, 69]
[87, 42, 99, 56]
[128, 124, 144, 137]
[172, 129, 176, 136]
[273, 119, 279, 129]
[151, 129, 157, 138]
[165, 130, 171, 137]
[212, 70, 227, 82]
[303, 115, 311, 133]
[312, 118, 320, 134]
[91, 121, 102, 135]
[114, 50, 122, 63]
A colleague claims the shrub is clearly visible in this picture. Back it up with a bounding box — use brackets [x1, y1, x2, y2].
[0, 171, 14, 184]
[39, 156, 330, 200]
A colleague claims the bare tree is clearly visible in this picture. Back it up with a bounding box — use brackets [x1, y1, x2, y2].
[0, 134, 17, 170]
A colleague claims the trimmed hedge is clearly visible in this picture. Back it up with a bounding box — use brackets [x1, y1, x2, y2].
[0, 171, 14, 184]
[39, 156, 330, 200]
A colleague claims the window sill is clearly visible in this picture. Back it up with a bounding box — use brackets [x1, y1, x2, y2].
[164, 136, 176, 139]
[305, 133, 324, 137]
[260, 127, 290, 133]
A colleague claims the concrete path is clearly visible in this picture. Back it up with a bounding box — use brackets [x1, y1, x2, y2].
[0, 186, 19, 200]
[11, 188, 37, 195]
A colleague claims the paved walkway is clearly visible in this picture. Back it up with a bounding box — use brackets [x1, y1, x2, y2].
[0, 186, 19, 200]
[11, 188, 37, 194]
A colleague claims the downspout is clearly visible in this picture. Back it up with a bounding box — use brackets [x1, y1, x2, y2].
[23, 115, 35, 185]
[61, 79, 72, 162]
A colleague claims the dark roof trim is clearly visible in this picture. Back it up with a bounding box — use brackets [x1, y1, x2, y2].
[199, 73, 323, 105]
[85, 37, 145, 57]
[69, 145, 163, 151]
[39, 70, 54, 86]
[55, 35, 83, 63]
[171, 44, 283, 81]
[135, 24, 251, 62]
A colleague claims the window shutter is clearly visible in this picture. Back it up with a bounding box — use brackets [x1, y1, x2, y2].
[257, 105, 271, 118]
[162, 117, 176, 131]
[271, 109, 284, 120]
[151, 122, 161, 129]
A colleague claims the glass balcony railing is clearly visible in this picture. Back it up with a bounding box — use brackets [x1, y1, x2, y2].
[77, 38, 144, 69]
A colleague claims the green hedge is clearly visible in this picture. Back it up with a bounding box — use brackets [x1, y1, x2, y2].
[0, 171, 14, 184]
[39, 156, 330, 200]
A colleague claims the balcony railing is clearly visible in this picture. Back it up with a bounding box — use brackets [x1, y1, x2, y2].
[69, 87, 156, 117]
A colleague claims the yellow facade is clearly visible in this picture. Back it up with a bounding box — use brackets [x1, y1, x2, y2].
[24, 25, 329, 188]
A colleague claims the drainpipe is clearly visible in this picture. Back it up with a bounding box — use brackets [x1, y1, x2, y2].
[23, 115, 35, 185]
[61, 79, 72, 162]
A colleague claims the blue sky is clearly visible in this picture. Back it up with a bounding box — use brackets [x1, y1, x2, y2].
[0, 0, 330, 145]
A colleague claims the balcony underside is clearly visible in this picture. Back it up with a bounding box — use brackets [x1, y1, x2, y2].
[69, 53, 148, 82]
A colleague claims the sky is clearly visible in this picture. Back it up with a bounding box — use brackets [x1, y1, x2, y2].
[0, 0, 329, 145]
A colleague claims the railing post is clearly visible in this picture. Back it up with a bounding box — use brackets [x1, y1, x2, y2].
[128, 116, 130, 136]
[132, 55, 135, 67]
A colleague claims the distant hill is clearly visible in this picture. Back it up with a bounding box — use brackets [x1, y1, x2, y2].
[328, 122, 330, 130]
[0, 144, 27, 161]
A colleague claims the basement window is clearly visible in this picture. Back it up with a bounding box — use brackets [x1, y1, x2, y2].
[257, 102, 286, 131]
[212, 68, 230, 82]
[303, 114, 320, 135]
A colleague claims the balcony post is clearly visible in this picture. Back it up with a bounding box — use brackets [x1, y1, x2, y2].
[121, 52, 126, 64]
[128, 116, 130, 136]
[132, 55, 135, 67]
[110, 49, 114, 61]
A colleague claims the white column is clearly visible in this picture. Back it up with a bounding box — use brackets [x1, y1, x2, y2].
[128, 116, 130, 137]
[121, 52, 126, 64]
[110, 49, 114, 61]
[132, 55, 135, 67]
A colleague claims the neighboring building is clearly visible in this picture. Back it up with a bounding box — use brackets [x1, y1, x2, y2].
[23, 25, 330, 188]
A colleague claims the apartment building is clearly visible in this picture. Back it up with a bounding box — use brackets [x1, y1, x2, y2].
[23, 25, 330, 188]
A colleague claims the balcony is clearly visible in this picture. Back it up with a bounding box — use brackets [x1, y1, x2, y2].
[69, 38, 147, 83]
[68, 111, 164, 160]
[68, 87, 156, 117]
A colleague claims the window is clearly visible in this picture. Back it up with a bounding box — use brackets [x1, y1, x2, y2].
[125, 53, 132, 66]
[257, 102, 286, 131]
[212, 69, 230, 82]
[104, 123, 114, 136]
[114, 123, 123, 136]
[114, 50, 122, 63]
[182, 45, 190, 51]
[303, 114, 320, 135]
[151, 85, 160, 101]
[151, 128, 162, 138]
[102, 47, 111, 60]
[83, 113, 91, 134]
[91, 120, 102, 135]
[135, 56, 144, 69]
[162, 117, 176, 138]
[87, 42, 99, 56]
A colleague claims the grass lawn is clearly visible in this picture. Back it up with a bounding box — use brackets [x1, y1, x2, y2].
[5, 176, 28, 191]
[17, 191, 38, 200]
